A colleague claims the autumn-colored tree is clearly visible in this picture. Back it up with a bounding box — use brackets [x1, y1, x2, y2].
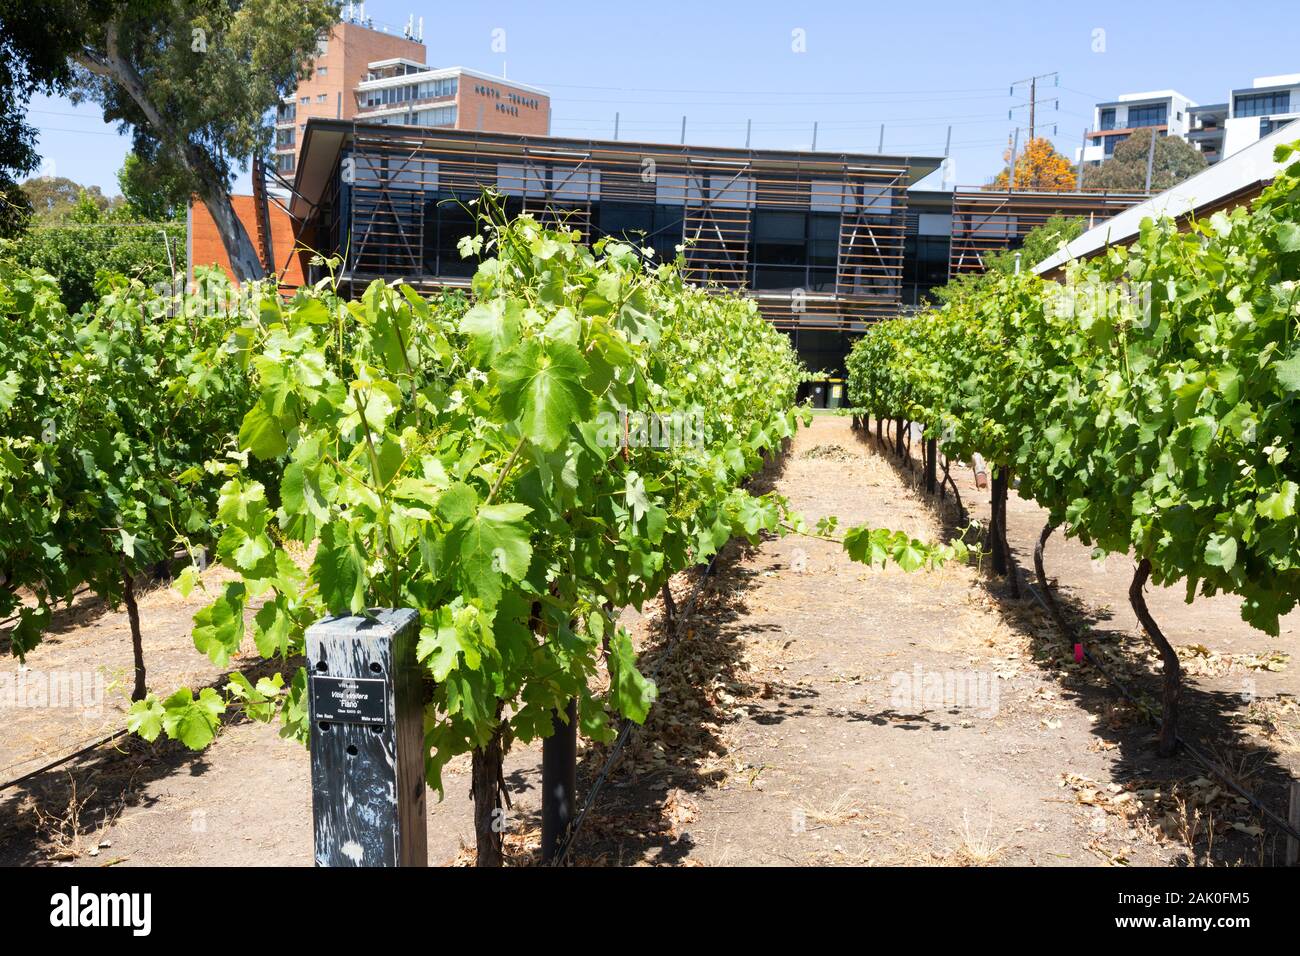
[986, 137, 1077, 192]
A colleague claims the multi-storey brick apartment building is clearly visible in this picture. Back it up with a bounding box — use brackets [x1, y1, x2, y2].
[272, 11, 550, 175]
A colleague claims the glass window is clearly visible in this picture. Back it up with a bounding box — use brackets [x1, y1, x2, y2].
[1235, 91, 1290, 117]
[1099, 107, 1116, 131]
[750, 209, 840, 292]
[1126, 103, 1167, 127]
[594, 202, 682, 261]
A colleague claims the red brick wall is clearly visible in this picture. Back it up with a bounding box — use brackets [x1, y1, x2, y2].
[277, 22, 427, 170]
[189, 196, 307, 290]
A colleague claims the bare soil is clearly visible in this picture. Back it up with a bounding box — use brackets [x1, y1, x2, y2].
[1, 415, 1295, 866]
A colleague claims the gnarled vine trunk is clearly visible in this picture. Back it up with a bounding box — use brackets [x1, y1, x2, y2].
[120, 562, 146, 702]
[471, 719, 509, 866]
[1033, 521, 1073, 639]
[1129, 558, 1180, 757]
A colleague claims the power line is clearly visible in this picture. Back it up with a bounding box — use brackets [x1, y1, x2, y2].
[527, 80, 1010, 96]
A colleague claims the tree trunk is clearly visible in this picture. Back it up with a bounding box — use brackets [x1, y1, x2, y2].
[193, 170, 265, 281]
[73, 21, 266, 282]
[1033, 521, 1073, 638]
[1129, 558, 1180, 757]
[1002, 471, 1021, 598]
[121, 562, 146, 702]
[471, 720, 508, 866]
[895, 418, 905, 457]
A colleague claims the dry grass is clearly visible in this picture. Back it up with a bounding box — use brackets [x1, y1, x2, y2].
[795, 789, 866, 829]
[948, 809, 1004, 866]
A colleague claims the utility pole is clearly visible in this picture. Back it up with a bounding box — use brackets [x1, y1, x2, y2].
[1009, 72, 1059, 143]
[1144, 129, 1157, 193]
[1077, 127, 1088, 190]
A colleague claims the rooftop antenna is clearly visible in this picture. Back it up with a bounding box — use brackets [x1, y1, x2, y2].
[405, 14, 412, 38]
[417, 17, 423, 41]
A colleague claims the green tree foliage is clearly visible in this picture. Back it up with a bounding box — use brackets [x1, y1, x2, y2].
[21, 175, 120, 223]
[0, 2, 84, 221]
[118, 151, 189, 222]
[6, 191, 183, 313]
[1083, 127, 1208, 193]
[68, 0, 339, 279]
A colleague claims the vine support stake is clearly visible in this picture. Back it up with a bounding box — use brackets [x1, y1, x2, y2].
[1129, 558, 1180, 758]
[1287, 781, 1299, 866]
[924, 437, 937, 495]
[990, 468, 1008, 577]
[306, 609, 427, 867]
[541, 697, 577, 863]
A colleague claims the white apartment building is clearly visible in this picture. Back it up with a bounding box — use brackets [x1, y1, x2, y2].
[1079, 90, 1196, 166]
[1082, 74, 1300, 170]
[1222, 74, 1300, 158]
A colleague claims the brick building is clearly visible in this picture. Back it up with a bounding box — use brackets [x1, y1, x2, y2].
[190, 11, 552, 289]
[272, 15, 551, 176]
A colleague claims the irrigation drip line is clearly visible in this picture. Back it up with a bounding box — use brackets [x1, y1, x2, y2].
[551, 548, 722, 866]
[0, 729, 130, 794]
[1018, 573, 1300, 846]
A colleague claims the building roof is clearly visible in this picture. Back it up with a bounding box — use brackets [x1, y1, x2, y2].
[288, 119, 945, 220]
[357, 64, 550, 97]
[1033, 119, 1300, 276]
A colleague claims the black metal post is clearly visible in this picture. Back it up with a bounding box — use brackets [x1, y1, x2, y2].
[307, 609, 427, 867]
[925, 438, 937, 495]
[541, 697, 577, 863]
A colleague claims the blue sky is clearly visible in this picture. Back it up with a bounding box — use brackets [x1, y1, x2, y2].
[26, 0, 1300, 196]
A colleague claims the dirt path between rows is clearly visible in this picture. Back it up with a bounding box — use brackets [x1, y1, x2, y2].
[1, 415, 1295, 866]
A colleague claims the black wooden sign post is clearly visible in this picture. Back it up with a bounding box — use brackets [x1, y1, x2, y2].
[540, 698, 577, 862]
[307, 609, 427, 867]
